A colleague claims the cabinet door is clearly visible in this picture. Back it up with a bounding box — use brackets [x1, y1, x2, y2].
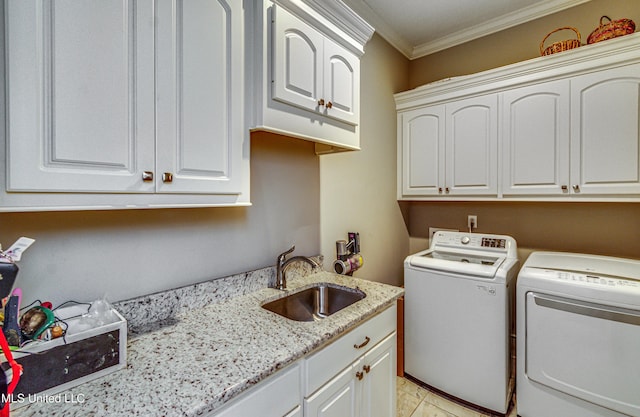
[211, 364, 301, 417]
[6, 0, 155, 193]
[445, 95, 498, 195]
[322, 38, 359, 125]
[271, 5, 323, 114]
[361, 333, 397, 417]
[502, 80, 570, 195]
[400, 107, 445, 196]
[155, 0, 245, 194]
[305, 362, 360, 417]
[283, 406, 303, 417]
[570, 63, 640, 195]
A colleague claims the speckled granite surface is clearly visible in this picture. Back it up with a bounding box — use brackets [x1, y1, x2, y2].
[13, 268, 403, 417]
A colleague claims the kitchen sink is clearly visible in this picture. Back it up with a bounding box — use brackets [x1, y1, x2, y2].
[262, 283, 366, 322]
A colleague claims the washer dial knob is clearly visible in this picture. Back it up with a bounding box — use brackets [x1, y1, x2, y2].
[461, 236, 470, 245]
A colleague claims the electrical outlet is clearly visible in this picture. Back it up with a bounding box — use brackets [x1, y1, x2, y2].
[467, 215, 478, 230]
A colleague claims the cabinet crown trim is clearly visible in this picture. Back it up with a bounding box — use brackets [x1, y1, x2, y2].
[395, 32, 640, 110]
[274, 0, 374, 56]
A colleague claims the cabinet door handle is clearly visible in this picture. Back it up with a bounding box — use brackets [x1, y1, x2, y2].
[445, 187, 450, 194]
[363, 365, 371, 374]
[353, 336, 370, 349]
[573, 185, 580, 192]
[326, 101, 333, 109]
[162, 172, 174, 183]
[561, 185, 568, 192]
[438, 187, 443, 194]
[142, 171, 154, 182]
[317, 98, 325, 107]
[356, 371, 364, 381]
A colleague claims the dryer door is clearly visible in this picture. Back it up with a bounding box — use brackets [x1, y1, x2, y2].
[525, 292, 640, 416]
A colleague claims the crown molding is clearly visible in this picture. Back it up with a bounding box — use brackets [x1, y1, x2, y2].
[343, 0, 592, 60]
[302, 0, 375, 49]
[395, 32, 640, 110]
[335, 0, 414, 58]
[411, 0, 592, 59]
[275, 0, 375, 55]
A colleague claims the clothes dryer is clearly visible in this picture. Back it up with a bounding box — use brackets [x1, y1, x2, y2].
[517, 252, 640, 417]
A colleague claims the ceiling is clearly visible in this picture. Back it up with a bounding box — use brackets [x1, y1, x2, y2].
[340, 0, 592, 59]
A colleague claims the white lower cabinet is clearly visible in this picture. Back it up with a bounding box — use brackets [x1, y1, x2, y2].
[285, 406, 304, 417]
[305, 332, 396, 417]
[211, 363, 301, 417]
[304, 306, 397, 417]
[360, 334, 397, 417]
[211, 304, 397, 417]
[305, 361, 360, 417]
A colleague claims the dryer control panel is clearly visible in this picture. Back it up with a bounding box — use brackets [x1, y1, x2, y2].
[538, 269, 640, 289]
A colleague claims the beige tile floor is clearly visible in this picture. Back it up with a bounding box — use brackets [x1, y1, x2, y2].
[397, 377, 518, 417]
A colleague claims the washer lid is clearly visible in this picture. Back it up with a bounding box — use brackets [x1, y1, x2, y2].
[409, 249, 505, 278]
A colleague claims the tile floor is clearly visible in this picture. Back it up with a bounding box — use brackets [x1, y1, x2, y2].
[397, 377, 518, 417]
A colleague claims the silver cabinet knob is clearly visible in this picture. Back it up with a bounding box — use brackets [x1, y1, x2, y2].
[162, 172, 174, 183]
[142, 171, 154, 182]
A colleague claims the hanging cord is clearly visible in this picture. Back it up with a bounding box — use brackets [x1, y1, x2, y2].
[0, 330, 22, 417]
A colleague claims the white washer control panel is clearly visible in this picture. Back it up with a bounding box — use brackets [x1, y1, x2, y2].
[432, 231, 513, 255]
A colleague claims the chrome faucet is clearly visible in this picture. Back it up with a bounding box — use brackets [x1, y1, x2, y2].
[275, 245, 320, 290]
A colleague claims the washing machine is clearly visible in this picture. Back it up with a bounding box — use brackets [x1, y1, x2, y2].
[517, 252, 640, 417]
[404, 231, 519, 414]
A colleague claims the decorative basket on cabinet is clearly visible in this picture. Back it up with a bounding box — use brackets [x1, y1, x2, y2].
[540, 27, 581, 56]
[587, 16, 636, 44]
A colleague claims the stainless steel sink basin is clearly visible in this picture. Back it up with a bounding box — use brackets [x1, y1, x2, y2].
[262, 283, 366, 322]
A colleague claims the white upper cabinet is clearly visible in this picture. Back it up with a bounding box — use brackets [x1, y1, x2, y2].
[272, 5, 324, 116]
[399, 106, 445, 197]
[501, 80, 570, 196]
[398, 96, 497, 198]
[249, 0, 373, 153]
[396, 32, 640, 202]
[155, 0, 245, 195]
[570, 63, 640, 195]
[445, 95, 497, 196]
[321, 37, 359, 125]
[2, 0, 248, 211]
[6, 0, 156, 194]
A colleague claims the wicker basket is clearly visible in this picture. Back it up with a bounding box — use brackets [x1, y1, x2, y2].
[587, 16, 636, 44]
[540, 27, 581, 56]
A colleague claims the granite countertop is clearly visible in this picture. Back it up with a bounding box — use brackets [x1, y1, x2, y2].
[14, 271, 403, 417]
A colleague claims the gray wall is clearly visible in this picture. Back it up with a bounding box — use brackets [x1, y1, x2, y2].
[0, 135, 320, 306]
[320, 34, 410, 287]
